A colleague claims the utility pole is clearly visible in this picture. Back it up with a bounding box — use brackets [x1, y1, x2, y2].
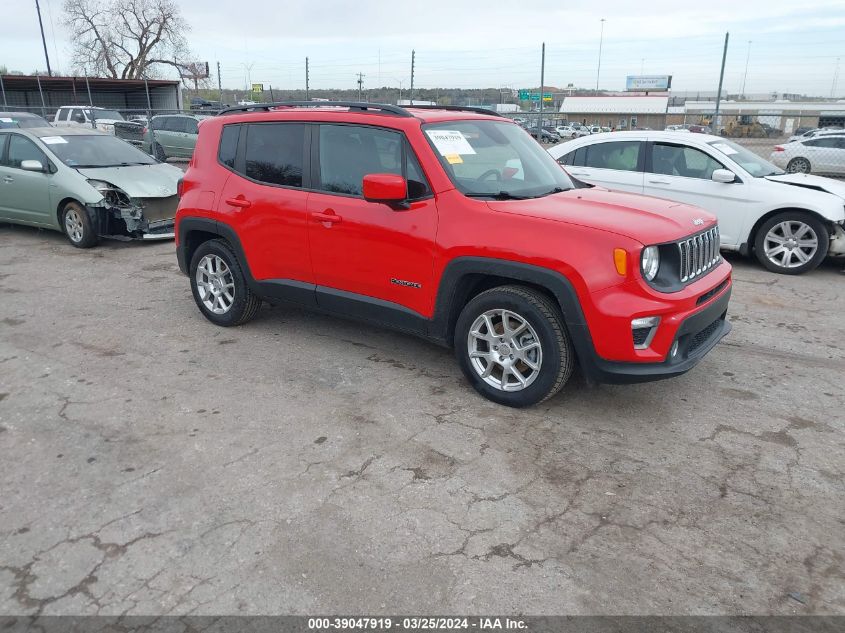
[35, 0, 52, 76]
[832, 57, 841, 98]
[713, 32, 729, 135]
[740, 41, 751, 99]
[409, 49, 415, 105]
[538, 43, 545, 142]
[217, 61, 222, 103]
[305, 57, 310, 101]
[357, 72, 364, 101]
[596, 18, 605, 92]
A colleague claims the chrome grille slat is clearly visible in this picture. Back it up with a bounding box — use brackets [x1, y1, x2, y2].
[676, 226, 721, 284]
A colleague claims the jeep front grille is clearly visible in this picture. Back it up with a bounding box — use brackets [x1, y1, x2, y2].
[678, 226, 721, 283]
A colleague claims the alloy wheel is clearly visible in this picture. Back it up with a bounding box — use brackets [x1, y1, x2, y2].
[195, 254, 235, 314]
[787, 158, 810, 173]
[65, 208, 84, 243]
[467, 309, 543, 392]
[763, 220, 818, 269]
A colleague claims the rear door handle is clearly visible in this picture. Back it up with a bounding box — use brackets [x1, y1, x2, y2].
[312, 209, 342, 225]
[569, 171, 589, 177]
[225, 196, 251, 208]
[3, 176, 13, 183]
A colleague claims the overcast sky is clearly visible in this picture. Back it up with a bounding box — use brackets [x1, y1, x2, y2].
[3, 0, 844, 96]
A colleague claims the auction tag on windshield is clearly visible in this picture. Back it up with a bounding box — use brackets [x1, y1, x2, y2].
[41, 136, 68, 145]
[711, 142, 738, 155]
[426, 130, 476, 156]
[445, 153, 463, 164]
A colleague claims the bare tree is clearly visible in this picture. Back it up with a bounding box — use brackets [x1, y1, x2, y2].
[62, 0, 191, 79]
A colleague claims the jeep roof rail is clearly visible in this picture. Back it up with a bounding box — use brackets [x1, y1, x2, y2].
[402, 104, 505, 118]
[218, 101, 413, 117]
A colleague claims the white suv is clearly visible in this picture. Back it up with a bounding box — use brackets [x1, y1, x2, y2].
[53, 106, 126, 134]
[549, 131, 845, 274]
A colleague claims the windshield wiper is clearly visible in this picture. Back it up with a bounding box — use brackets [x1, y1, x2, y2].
[535, 187, 570, 197]
[464, 191, 532, 200]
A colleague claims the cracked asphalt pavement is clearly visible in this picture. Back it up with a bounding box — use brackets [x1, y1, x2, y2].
[0, 224, 843, 615]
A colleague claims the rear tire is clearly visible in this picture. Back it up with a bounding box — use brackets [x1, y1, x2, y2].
[62, 201, 98, 248]
[189, 239, 261, 326]
[153, 142, 166, 162]
[753, 212, 828, 275]
[454, 285, 574, 407]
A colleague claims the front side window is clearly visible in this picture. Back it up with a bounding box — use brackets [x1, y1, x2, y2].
[423, 120, 573, 198]
[583, 141, 642, 172]
[7, 135, 47, 168]
[318, 124, 430, 199]
[185, 119, 199, 135]
[244, 123, 304, 187]
[649, 143, 724, 180]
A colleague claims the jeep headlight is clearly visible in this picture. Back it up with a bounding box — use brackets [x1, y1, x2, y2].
[641, 246, 660, 281]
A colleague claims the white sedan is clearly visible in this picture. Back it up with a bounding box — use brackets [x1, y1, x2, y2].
[769, 134, 845, 176]
[555, 125, 588, 139]
[548, 131, 845, 274]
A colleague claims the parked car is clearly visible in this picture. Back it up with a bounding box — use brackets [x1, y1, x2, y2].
[549, 131, 845, 274]
[142, 114, 208, 160]
[665, 124, 691, 133]
[175, 102, 732, 407]
[587, 125, 604, 134]
[0, 112, 52, 129]
[53, 106, 126, 135]
[528, 128, 560, 143]
[0, 127, 183, 247]
[688, 125, 712, 134]
[555, 125, 581, 138]
[769, 134, 845, 176]
[786, 127, 844, 144]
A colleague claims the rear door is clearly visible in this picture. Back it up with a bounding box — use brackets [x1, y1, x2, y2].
[801, 137, 839, 173]
[179, 118, 199, 157]
[0, 133, 53, 224]
[158, 117, 180, 154]
[557, 139, 645, 194]
[215, 121, 313, 290]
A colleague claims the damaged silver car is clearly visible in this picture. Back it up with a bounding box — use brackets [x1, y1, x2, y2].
[0, 127, 183, 248]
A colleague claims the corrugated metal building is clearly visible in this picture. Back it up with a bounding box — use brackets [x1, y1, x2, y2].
[559, 96, 669, 130]
[0, 75, 182, 117]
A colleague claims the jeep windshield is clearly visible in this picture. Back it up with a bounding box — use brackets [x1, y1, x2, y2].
[44, 134, 157, 167]
[423, 120, 574, 199]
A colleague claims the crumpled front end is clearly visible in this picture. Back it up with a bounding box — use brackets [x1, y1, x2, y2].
[87, 183, 176, 240]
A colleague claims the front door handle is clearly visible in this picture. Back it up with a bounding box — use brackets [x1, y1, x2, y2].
[3, 176, 13, 183]
[225, 196, 251, 208]
[569, 171, 589, 177]
[312, 209, 342, 225]
[647, 178, 671, 185]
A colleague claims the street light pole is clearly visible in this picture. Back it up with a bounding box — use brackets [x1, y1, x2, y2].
[740, 41, 751, 99]
[34, 0, 52, 76]
[596, 18, 605, 92]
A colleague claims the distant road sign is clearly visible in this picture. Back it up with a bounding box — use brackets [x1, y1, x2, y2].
[520, 91, 553, 101]
[252, 83, 264, 93]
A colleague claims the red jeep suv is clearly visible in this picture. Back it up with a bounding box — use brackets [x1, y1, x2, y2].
[175, 102, 732, 407]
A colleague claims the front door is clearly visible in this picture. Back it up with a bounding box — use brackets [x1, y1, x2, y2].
[642, 141, 753, 247]
[0, 134, 53, 225]
[307, 123, 438, 318]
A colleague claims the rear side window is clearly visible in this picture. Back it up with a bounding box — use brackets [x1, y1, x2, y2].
[805, 137, 838, 148]
[185, 119, 199, 135]
[244, 123, 305, 187]
[583, 141, 641, 172]
[218, 124, 240, 169]
[164, 118, 188, 133]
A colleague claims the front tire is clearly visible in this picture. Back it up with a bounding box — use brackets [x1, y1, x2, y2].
[455, 285, 574, 407]
[787, 157, 811, 173]
[189, 239, 261, 326]
[754, 212, 829, 275]
[62, 201, 98, 248]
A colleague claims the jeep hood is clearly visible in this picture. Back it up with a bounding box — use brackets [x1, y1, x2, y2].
[487, 187, 717, 245]
[76, 164, 181, 199]
[764, 173, 845, 200]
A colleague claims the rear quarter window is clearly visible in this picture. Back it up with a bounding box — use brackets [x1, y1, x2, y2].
[218, 124, 240, 168]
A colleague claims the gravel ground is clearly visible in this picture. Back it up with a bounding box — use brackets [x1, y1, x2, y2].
[0, 225, 843, 616]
